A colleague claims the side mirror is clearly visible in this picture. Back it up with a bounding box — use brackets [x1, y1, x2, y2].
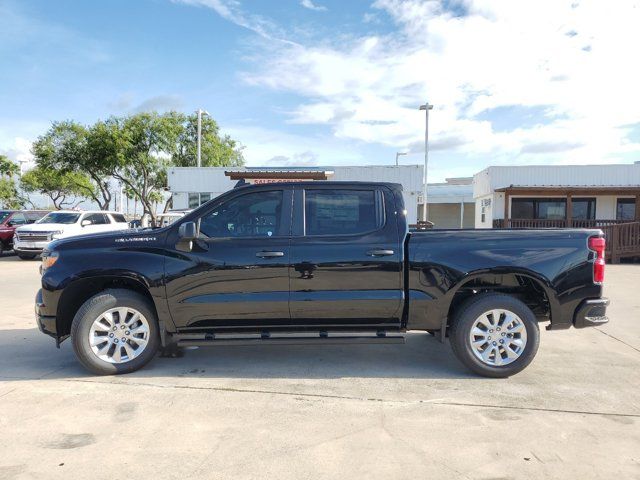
[178, 221, 197, 241]
[81, 219, 92, 227]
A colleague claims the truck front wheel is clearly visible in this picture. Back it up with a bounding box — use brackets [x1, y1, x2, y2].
[70, 289, 160, 375]
[449, 293, 540, 378]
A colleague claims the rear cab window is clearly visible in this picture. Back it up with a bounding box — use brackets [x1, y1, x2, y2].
[24, 211, 47, 223]
[110, 213, 128, 223]
[8, 212, 27, 225]
[304, 189, 385, 236]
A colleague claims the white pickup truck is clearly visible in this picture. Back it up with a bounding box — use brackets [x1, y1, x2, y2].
[13, 210, 129, 259]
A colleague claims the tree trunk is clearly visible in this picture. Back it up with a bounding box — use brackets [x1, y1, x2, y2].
[162, 194, 173, 213]
[141, 198, 155, 227]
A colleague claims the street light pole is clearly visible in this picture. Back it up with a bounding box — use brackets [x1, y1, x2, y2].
[395, 152, 407, 166]
[418, 102, 433, 222]
[196, 109, 209, 168]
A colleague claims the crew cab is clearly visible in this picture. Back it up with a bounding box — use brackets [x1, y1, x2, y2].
[14, 210, 129, 259]
[35, 182, 609, 377]
[0, 210, 47, 255]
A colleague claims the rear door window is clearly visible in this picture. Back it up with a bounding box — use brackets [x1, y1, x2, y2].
[304, 189, 383, 236]
[83, 213, 109, 225]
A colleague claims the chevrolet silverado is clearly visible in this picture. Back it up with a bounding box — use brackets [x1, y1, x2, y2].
[35, 182, 609, 377]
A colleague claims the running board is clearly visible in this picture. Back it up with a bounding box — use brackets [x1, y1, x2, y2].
[176, 335, 405, 347]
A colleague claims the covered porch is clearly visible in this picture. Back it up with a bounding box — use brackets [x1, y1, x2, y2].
[493, 186, 640, 263]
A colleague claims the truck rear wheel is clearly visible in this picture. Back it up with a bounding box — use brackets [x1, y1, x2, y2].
[70, 289, 160, 375]
[449, 293, 540, 378]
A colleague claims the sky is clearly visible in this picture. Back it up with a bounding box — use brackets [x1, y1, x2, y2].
[1, 0, 640, 182]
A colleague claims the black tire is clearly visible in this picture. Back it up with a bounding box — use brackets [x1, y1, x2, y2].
[449, 293, 540, 378]
[70, 289, 160, 375]
[17, 253, 37, 260]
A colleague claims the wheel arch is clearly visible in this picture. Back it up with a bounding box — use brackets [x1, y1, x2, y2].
[440, 268, 558, 339]
[56, 275, 160, 340]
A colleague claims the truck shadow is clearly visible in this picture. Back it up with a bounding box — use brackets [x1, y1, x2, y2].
[0, 253, 39, 261]
[0, 328, 473, 381]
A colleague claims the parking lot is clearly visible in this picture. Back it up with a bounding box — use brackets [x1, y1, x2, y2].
[0, 253, 638, 480]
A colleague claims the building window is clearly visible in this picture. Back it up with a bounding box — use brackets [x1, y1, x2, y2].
[511, 198, 566, 220]
[617, 198, 636, 221]
[572, 198, 596, 220]
[188, 193, 212, 209]
[188, 193, 200, 209]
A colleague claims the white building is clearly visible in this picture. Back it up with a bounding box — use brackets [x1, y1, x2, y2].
[167, 162, 640, 229]
[168, 165, 475, 227]
[474, 163, 640, 228]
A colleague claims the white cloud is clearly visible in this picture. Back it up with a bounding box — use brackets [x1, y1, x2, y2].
[172, 0, 292, 44]
[0, 137, 35, 171]
[301, 0, 327, 12]
[238, 0, 640, 166]
[223, 125, 363, 166]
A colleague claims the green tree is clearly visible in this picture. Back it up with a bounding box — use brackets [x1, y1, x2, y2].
[31, 121, 113, 210]
[173, 114, 244, 167]
[103, 111, 184, 225]
[0, 154, 20, 177]
[21, 166, 95, 210]
[0, 178, 24, 209]
[26, 111, 245, 223]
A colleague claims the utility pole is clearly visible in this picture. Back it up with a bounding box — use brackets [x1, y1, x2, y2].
[418, 102, 433, 222]
[196, 109, 209, 168]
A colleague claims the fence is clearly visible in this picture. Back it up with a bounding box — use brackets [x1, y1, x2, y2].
[493, 219, 640, 263]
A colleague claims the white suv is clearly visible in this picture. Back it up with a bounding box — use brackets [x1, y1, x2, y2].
[14, 210, 130, 259]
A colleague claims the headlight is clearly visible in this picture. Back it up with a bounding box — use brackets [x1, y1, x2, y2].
[50, 230, 64, 240]
[41, 251, 59, 271]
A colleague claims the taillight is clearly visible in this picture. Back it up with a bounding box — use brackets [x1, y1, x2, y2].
[588, 236, 606, 284]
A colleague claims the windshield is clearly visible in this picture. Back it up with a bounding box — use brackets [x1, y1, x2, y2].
[37, 212, 81, 224]
[0, 211, 11, 223]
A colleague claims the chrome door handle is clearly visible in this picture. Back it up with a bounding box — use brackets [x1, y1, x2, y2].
[366, 249, 395, 257]
[256, 251, 285, 258]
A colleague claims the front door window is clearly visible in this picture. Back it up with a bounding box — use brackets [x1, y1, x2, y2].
[199, 190, 284, 238]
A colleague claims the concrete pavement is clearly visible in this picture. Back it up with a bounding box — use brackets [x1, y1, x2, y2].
[0, 254, 638, 479]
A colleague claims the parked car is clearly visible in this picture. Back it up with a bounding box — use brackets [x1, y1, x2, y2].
[35, 182, 608, 377]
[14, 210, 129, 259]
[0, 210, 48, 255]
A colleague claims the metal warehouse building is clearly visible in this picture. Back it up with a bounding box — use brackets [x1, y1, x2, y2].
[168, 165, 475, 227]
[167, 162, 640, 231]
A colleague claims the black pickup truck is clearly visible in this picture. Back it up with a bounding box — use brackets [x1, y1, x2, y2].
[35, 182, 609, 377]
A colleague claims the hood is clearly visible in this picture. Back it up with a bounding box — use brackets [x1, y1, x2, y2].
[17, 223, 69, 233]
[48, 227, 163, 251]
